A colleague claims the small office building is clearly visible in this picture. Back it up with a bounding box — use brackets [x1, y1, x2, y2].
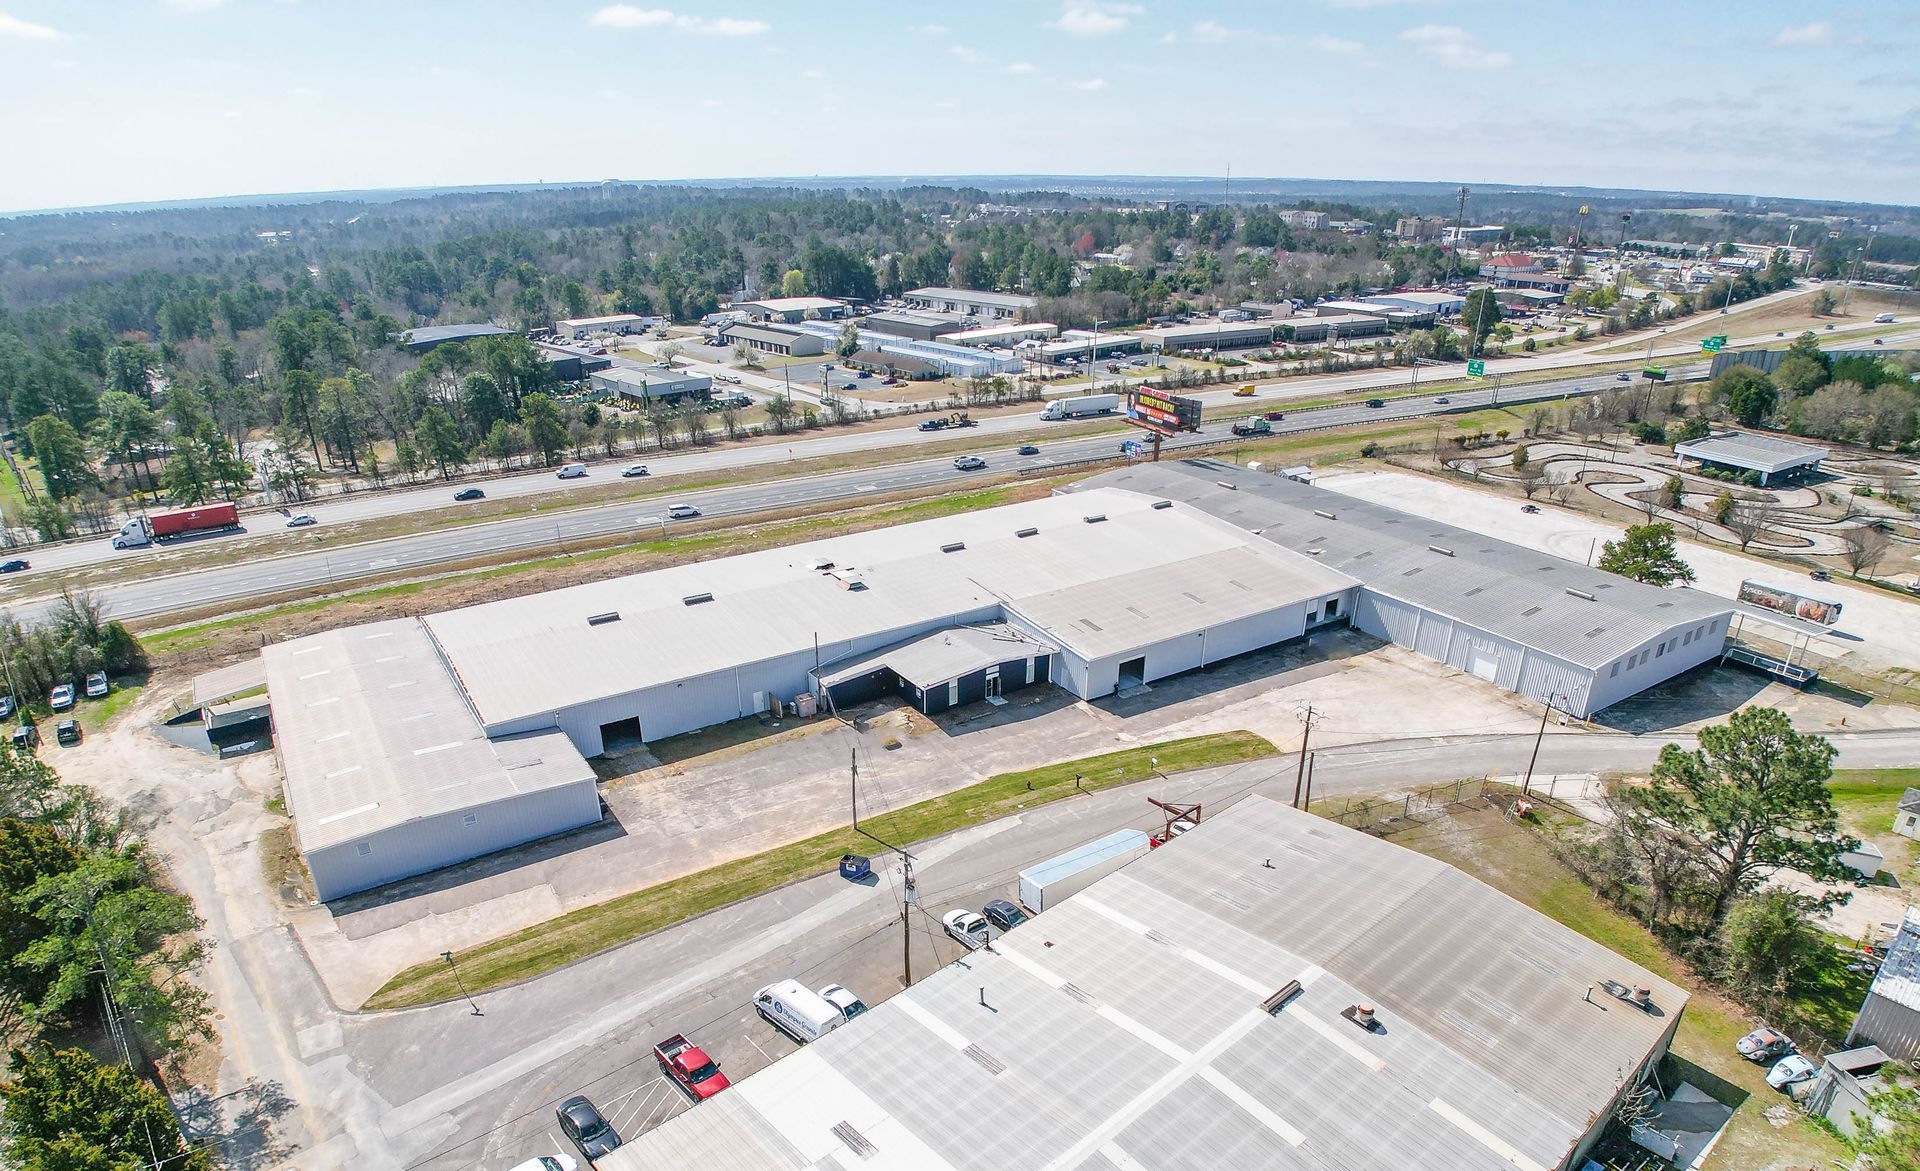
[717, 322, 828, 357]
[946, 322, 1059, 348]
[400, 324, 513, 353]
[862, 309, 968, 341]
[733, 297, 847, 323]
[902, 287, 1038, 320]
[588, 365, 713, 405]
[1037, 332, 1145, 364]
[1136, 321, 1275, 352]
[1674, 431, 1828, 485]
[1283, 313, 1390, 343]
[1365, 290, 1467, 316]
[555, 314, 651, 338]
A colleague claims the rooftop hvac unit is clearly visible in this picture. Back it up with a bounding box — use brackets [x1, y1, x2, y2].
[1314, 509, 1336, 520]
[1565, 588, 1597, 601]
[1428, 545, 1455, 557]
[682, 593, 714, 606]
[1151, 500, 1174, 510]
[1015, 527, 1039, 538]
[940, 542, 966, 553]
[587, 612, 622, 626]
[1083, 514, 1108, 524]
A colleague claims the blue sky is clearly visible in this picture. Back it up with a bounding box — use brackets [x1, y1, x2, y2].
[1, 0, 1915, 212]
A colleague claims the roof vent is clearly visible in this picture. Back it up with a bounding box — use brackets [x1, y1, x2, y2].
[1083, 514, 1108, 524]
[1428, 545, 1455, 557]
[1343, 1003, 1383, 1033]
[1262, 980, 1303, 1014]
[1216, 481, 1238, 490]
[682, 593, 714, 606]
[587, 612, 622, 626]
[1314, 509, 1336, 520]
[807, 556, 835, 571]
[1151, 500, 1174, 510]
[1306, 548, 1323, 556]
[940, 541, 966, 553]
[1566, 588, 1596, 601]
[1015, 527, 1039, 538]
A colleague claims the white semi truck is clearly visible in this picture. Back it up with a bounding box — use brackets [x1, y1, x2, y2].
[1039, 393, 1121, 421]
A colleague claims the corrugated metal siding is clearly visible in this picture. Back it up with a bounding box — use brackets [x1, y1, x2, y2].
[1198, 602, 1306, 664]
[306, 781, 601, 901]
[1414, 610, 1454, 661]
[1356, 590, 1421, 647]
[1849, 994, 1920, 1062]
[1586, 614, 1727, 715]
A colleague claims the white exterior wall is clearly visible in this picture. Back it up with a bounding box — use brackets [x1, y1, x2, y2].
[1023, 600, 1317, 701]
[1585, 612, 1729, 715]
[304, 782, 602, 902]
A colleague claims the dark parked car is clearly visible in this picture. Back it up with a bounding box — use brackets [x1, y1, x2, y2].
[54, 720, 79, 747]
[0, 559, 28, 573]
[10, 725, 36, 750]
[556, 1096, 621, 1161]
[983, 898, 1028, 933]
[454, 487, 486, 501]
[1364, 398, 1385, 408]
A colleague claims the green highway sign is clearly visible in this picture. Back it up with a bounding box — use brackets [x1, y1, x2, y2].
[1466, 359, 1486, 379]
[1700, 335, 1728, 353]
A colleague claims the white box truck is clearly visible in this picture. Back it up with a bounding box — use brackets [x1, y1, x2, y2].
[754, 980, 844, 1044]
[1018, 828, 1152, 913]
[1039, 393, 1121, 421]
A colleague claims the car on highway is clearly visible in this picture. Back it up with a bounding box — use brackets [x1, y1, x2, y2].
[54, 719, 79, 747]
[556, 1096, 621, 1160]
[840, 381, 856, 390]
[818, 984, 868, 1021]
[0, 558, 28, 573]
[1875, 338, 1885, 345]
[1364, 399, 1385, 408]
[1615, 372, 1632, 381]
[285, 513, 317, 528]
[1810, 570, 1832, 582]
[1017, 445, 1040, 455]
[1875, 313, 1896, 323]
[454, 488, 486, 501]
[84, 672, 109, 699]
[1233, 385, 1257, 397]
[953, 456, 987, 471]
[556, 463, 587, 479]
[49, 684, 75, 712]
[507, 1155, 577, 1171]
[1767, 1054, 1818, 1091]
[1264, 411, 1286, 421]
[1737, 1028, 1794, 1063]
[666, 504, 702, 519]
[1521, 504, 1541, 514]
[943, 909, 991, 951]
[982, 898, 1028, 933]
[1433, 396, 1450, 405]
[621, 464, 650, 478]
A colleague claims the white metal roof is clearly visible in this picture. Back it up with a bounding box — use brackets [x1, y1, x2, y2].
[738, 297, 845, 313]
[815, 623, 1058, 691]
[263, 619, 595, 852]
[601, 797, 1686, 1171]
[421, 488, 1358, 730]
[904, 287, 1039, 311]
[1869, 908, 1920, 1013]
[1674, 430, 1829, 474]
[557, 313, 646, 328]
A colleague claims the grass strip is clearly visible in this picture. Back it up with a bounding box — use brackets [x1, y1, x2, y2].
[361, 730, 1278, 1011]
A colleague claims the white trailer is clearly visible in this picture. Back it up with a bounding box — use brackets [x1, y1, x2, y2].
[1040, 393, 1121, 421]
[1018, 828, 1151, 912]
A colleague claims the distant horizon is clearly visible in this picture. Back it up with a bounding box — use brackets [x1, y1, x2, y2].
[5, 170, 1915, 222]
[2, 0, 1914, 212]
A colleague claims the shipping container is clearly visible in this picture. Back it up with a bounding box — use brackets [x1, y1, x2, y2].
[1017, 828, 1151, 913]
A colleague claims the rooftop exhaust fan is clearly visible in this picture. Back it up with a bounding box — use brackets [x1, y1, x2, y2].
[1565, 588, 1597, 601]
[587, 612, 622, 625]
[1151, 500, 1174, 510]
[1314, 509, 1337, 520]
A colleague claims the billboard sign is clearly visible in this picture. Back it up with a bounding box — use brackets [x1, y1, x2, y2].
[1738, 579, 1843, 626]
[1127, 389, 1203, 434]
[1700, 335, 1728, 353]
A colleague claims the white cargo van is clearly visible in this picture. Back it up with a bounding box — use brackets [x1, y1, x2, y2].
[754, 980, 844, 1044]
[556, 463, 587, 479]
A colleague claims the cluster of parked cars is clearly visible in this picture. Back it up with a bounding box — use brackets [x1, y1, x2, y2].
[942, 898, 1028, 951]
[7, 672, 109, 753]
[1738, 1026, 1820, 1092]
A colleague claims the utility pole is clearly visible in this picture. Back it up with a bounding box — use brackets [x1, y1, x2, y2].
[1291, 705, 1317, 808]
[1302, 751, 1316, 811]
[850, 747, 859, 831]
[1520, 694, 1557, 796]
[1446, 185, 1469, 283]
[900, 854, 916, 987]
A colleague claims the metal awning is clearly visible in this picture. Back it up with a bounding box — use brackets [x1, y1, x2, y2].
[191, 659, 268, 708]
[815, 623, 1057, 692]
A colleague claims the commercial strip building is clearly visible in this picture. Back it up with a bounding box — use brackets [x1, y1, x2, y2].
[902, 286, 1038, 320]
[945, 321, 1059, 348]
[554, 313, 653, 338]
[1035, 331, 1145, 364]
[860, 309, 967, 341]
[1076, 462, 1734, 719]
[587, 365, 714, 405]
[1315, 299, 1434, 328]
[1364, 289, 1466, 316]
[786, 321, 1022, 377]
[260, 619, 600, 901]
[1674, 430, 1829, 485]
[602, 794, 1687, 1171]
[1495, 272, 1573, 295]
[1283, 313, 1389, 343]
[399, 323, 513, 353]
[716, 321, 828, 357]
[1136, 320, 1275, 352]
[732, 296, 848, 323]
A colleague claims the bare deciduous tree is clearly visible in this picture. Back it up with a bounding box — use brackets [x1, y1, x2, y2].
[1839, 523, 1891, 579]
[1724, 498, 1777, 552]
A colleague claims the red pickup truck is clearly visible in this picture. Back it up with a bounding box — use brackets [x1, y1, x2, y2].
[655, 1034, 730, 1100]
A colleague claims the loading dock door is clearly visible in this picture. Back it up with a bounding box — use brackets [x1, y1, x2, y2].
[1118, 656, 1147, 689]
[1468, 646, 1500, 682]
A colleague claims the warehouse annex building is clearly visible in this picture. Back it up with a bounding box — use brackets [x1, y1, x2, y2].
[1077, 461, 1735, 718]
[601, 796, 1688, 1171]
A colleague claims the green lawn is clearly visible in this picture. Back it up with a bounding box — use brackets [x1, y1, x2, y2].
[77, 679, 146, 732]
[0, 452, 43, 516]
[361, 730, 1279, 1011]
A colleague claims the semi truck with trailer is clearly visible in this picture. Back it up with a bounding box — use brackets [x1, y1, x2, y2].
[1039, 393, 1121, 421]
[111, 503, 242, 550]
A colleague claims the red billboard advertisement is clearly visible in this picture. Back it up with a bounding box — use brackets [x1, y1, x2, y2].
[1127, 389, 1203, 434]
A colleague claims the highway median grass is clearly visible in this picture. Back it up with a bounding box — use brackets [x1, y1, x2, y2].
[360, 730, 1278, 1011]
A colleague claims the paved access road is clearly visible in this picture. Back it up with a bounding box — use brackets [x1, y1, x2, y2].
[279, 727, 1920, 1170]
[2, 368, 1637, 625]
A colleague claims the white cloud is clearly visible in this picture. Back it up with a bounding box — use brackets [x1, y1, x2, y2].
[1069, 77, 1107, 91]
[1400, 24, 1509, 69]
[1772, 21, 1830, 46]
[589, 7, 768, 35]
[951, 44, 986, 64]
[1050, 1, 1141, 37]
[1004, 61, 1036, 74]
[1306, 34, 1364, 55]
[0, 12, 66, 39]
[1191, 20, 1231, 43]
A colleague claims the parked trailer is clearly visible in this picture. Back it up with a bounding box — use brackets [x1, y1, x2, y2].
[111, 502, 241, 549]
[1017, 828, 1152, 913]
[1039, 393, 1121, 421]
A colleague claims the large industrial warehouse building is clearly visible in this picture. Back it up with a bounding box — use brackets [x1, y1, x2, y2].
[257, 461, 1732, 898]
[600, 795, 1688, 1171]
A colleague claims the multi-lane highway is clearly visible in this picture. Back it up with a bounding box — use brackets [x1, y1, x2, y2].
[2, 368, 1657, 625]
